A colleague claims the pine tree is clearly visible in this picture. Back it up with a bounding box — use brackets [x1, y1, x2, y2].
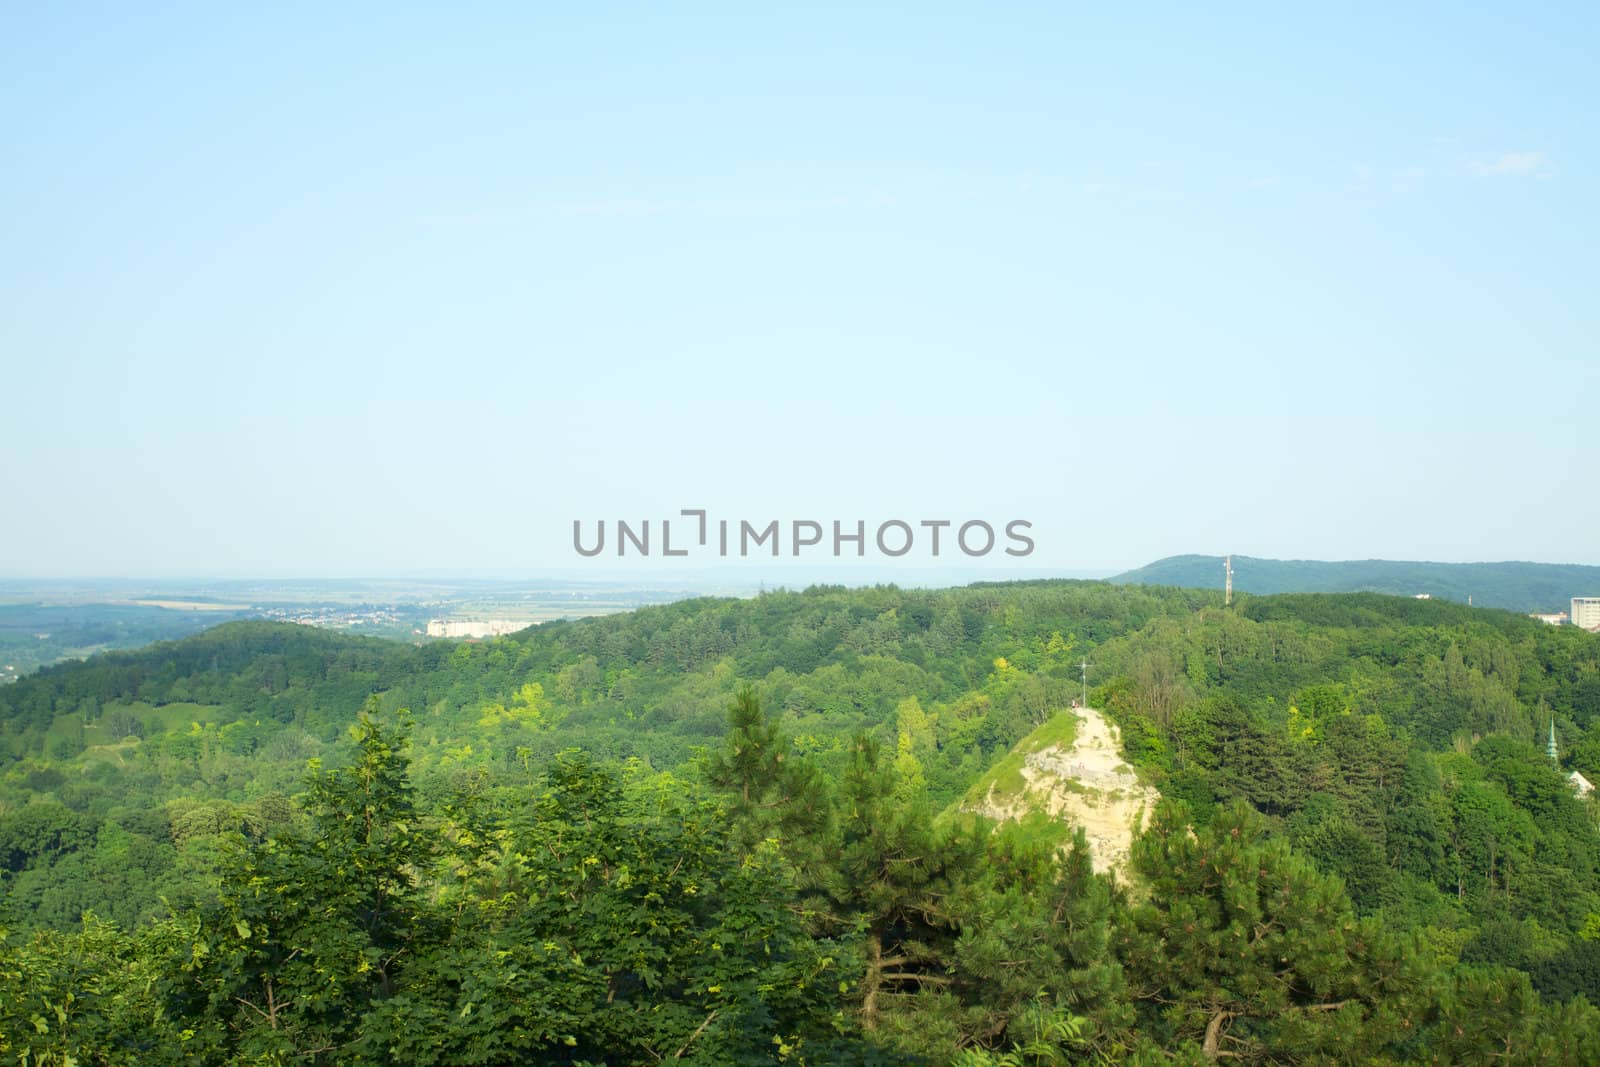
[703, 685, 830, 851]
[1120, 800, 1433, 1063]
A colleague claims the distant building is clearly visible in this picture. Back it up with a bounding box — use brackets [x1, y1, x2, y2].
[1413, 593, 1432, 599]
[1549, 721, 1595, 798]
[425, 619, 532, 639]
[1573, 597, 1600, 632]
[1531, 611, 1570, 626]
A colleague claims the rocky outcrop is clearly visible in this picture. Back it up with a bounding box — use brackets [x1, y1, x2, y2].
[967, 706, 1159, 876]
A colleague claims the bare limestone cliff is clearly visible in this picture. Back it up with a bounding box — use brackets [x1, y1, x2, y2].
[963, 706, 1160, 876]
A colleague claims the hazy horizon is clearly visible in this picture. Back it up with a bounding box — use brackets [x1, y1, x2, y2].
[7, 555, 1600, 588]
[0, 564, 1119, 587]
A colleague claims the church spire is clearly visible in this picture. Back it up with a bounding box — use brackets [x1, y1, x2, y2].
[1549, 719, 1560, 764]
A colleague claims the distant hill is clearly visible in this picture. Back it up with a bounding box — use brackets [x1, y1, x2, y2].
[1110, 555, 1600, 613]
[0, 601, 255, 680]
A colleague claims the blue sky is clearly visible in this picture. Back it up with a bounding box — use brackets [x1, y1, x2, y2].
[2, 4, 1594, 577]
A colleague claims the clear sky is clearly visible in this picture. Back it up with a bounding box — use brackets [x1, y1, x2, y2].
[2, 4, 1594, 578]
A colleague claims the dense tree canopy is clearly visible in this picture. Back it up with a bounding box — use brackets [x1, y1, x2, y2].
[3, 581, 1600, 1062]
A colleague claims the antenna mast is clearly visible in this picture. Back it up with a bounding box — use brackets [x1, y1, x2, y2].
[1078, 658, 1095, 708]
[1224, 555, 1234, 607]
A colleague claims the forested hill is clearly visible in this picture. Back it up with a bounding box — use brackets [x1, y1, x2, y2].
[6, 581, 1600, 1063]
[0, 582, 1206, 805]
[1112, 553, 1600, 612]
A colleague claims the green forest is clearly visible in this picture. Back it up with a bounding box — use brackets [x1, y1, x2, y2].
[3, 580, 1600, 1064]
